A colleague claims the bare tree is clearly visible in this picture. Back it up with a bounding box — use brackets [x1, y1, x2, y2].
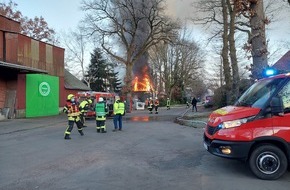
[149, 27, 205, 101]
[0, 0, 56, 43]
[193, 0, 286, 103]
[61, 27, 91, 86]
[193, 0, 238, 104]
[80, 0, 179, 107]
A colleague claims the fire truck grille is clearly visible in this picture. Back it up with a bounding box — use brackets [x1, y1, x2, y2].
[207, 125, 219, 135]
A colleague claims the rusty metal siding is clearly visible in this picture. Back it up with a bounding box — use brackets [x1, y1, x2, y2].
[53, 46, 64, 77]
[3, 31, 65, 77]
[31, 39, 39, 68]
[46, 44, 53, 75]
[5, 33, 18, 63]
[0, 15, 21, 33]
[39, 42, 46, 70]
[17, 35, 32, 66]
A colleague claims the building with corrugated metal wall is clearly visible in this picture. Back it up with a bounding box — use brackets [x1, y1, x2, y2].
[0, 15, 90, 119]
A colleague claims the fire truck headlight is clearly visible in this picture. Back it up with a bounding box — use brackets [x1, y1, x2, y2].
[222, 116, 255, 129]
[222, 119, 244, 129]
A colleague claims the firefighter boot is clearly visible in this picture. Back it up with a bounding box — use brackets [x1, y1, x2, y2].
[101, 128, 107, 133]
[79, 131, 84, 136]
[64, 134, 71, 140]
[97, 128, 101, 133]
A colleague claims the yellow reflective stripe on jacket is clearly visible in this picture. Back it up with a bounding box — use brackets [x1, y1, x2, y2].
[68, 115, 81, 121]
[68, 112, 80, 117]
[96, 115, 106, 121]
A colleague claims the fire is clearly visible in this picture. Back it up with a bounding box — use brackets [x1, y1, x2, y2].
[133, 76, 153, 92]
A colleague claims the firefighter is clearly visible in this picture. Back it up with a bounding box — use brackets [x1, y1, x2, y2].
[148, 97, 153, 114]
[145, 98, 149, 109]
[79, 97, 93, 127]
[113, 96, 125, 131]
[95, 97, 108, 133]
[166, 98, 171, 110]
[186, 101, 190, 108]
[154, 97, 159, 114]
[63, 94, 84, 140]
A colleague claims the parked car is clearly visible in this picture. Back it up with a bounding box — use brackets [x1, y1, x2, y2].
[203, 95, 214, 108]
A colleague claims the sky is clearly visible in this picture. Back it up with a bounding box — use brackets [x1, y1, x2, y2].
[7, 0, 290, 67]
[11, 0, 84, 32]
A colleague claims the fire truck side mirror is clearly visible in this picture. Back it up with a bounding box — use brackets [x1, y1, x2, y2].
[270, 96, 284, 116]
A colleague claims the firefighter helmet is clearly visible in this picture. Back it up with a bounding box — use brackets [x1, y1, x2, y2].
[115, 96, 120, 101]
[67, 94, 74, 100]
[99, 97, 104, 102]
[88, 99, 93, 104]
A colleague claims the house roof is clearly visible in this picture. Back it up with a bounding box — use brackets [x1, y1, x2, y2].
[272, 50, 290, 71]
[64, 69, 91, 91]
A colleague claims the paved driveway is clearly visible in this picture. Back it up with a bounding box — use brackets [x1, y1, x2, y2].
[0, 107, 289, 190]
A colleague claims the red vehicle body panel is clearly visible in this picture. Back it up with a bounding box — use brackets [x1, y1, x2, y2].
[205, 106, 274, 141]
[208, 106, 261, 126]
[272, 113, 290, 142]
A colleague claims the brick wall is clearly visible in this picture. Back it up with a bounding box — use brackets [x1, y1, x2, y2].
[0, 79, 6, 108]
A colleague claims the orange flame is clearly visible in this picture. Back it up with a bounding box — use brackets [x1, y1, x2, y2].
[133, 76, 153, 92]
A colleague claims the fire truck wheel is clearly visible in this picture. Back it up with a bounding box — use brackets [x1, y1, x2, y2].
[249, 144, 287, 180]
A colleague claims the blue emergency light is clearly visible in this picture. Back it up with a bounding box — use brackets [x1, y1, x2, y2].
[265, 68, 276, 76]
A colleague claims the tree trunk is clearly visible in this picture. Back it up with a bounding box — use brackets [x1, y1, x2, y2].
[125, 63, 133, 113]
[228, 0, 240, 102]
[221, 0, 232, 105]
[250, 0, 268, 79]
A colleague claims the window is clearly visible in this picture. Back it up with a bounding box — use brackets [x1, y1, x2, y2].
[278, 81, 290, 113]
[235, 78, 283, 108]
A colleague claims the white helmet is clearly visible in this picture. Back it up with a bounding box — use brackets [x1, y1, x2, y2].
[99, 97, 104, 102]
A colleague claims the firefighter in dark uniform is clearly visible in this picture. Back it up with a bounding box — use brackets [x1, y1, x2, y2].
[95, 97, 108, 133]
[63, 94, 84, 140]
[79, 97, 93, 127]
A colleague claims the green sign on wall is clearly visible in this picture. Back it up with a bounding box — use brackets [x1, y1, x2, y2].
[26, 74, 59, 117]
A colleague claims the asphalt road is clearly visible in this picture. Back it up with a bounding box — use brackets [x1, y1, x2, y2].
[0, 106, 290, 190]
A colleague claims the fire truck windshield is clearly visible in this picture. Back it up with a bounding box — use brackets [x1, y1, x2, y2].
[235, 78, 285, 108]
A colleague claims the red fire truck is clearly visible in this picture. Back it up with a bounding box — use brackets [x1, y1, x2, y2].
[77, 91, 116, 118]
[204, 72, 290, 180]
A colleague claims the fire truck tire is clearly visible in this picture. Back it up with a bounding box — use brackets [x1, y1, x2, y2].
[249, 144, 287, 180]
